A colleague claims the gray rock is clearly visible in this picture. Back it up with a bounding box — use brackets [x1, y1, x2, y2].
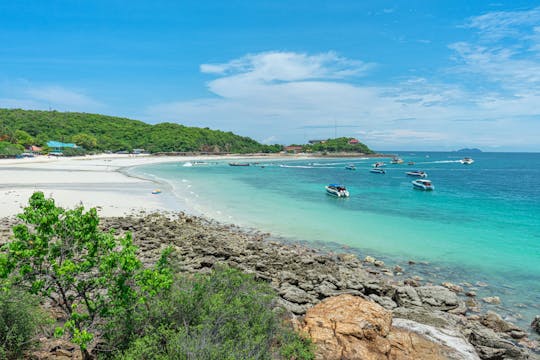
[463, 323, 529, 360]
[482, 296, 501, 305]
[416, 285, 459, 310]
[279, 283, 314, 304]
[316, 281, 338, 298]
[369, 294, 397, 310]
[393, 286, 422, 307]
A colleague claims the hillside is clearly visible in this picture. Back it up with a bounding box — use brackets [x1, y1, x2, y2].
[0, 109, 281, 154]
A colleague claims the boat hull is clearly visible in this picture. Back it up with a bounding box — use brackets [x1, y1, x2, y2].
[412, 180, 434, 191]
[325, 186, 350, 197]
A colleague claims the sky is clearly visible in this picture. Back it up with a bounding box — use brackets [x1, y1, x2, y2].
[1, 1, 540, 151]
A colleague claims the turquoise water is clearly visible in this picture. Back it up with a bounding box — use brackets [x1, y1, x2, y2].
[129, 152, 540, 328]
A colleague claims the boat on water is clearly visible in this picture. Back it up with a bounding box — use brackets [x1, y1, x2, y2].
[345, 164, 356, 170]
[325, 184, 350, 197]
[460, 157, 474, 165]
[391, 157, 404, 164]
[412, 179, 434, 191]
[151, 189, 162, 194]
[370, 168, 385, 174]
[406, 170, 427, 178]
[408, 161, 415, 166]
[229, 162, 250, 166]
[193, 161, 208, 166]
[373, 162, 385, 168]
[182, 162, 193, 167]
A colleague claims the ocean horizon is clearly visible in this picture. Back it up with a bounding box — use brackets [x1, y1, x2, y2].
[129, 151, 540, 330]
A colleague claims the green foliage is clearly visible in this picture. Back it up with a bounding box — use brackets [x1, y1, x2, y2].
[304, 137, 373, 153]
[1, 192, 173, 360]
[14, 130, 34, 148]
[0, 109, 280, 153]
[72, 133, 98, 150]
[112, 267, 314, 360]
[0, 141, 23, 156]
[0, 287, 52, 360]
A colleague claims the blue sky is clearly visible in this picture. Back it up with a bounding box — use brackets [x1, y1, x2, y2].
[1, 1, 540, 151]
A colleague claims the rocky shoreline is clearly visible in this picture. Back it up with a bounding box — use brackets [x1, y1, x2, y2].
[1, 212, 539, 359]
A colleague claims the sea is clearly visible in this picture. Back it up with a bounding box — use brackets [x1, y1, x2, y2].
[128, 152, 540, 330]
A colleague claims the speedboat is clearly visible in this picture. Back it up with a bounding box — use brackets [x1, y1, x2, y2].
[345, 164, 356, 170]
[325, 184, 350, 197]
[370, 168, 385, 174]
[151, 189, 162, 194]
[408, 161, 415, 166]
[412, 179, 434, 191]
[406, 170, 427, 178]
[372, 162, 385, 168]
[229, 162, 250, 166]
[391, 157, 404, 164]
[182, 162, 193, 167]
[460, 157, 474, 165]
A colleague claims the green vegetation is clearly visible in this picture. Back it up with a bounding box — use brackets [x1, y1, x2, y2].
[0, 141, 23, 157]
[0, 288, 51, 360]
[303, 137, 373, 153]
[0, 109, 282, 153]
[0, 193, 314, 359]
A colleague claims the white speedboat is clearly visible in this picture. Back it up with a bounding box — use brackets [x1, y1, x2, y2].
[372, 162, 385, 168]
[370, 168, 385, 174]
[325, 184, 349, 197]
[391, 157, 404, 164]
[345, 164, 356, 170]
[460, 157, 474, 165]
[406, 170, 427, 177]
[412, 179, 434, 191]
[182, 162, 193, 167]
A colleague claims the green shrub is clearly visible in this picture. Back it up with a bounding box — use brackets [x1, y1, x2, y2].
[0, 288, 51, 359]
[111, 267, 314, 360]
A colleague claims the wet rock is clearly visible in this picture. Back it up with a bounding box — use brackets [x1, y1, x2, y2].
[442, 282, 464, 293]
[480, 311, 527, 339]
[531, 315, 540, 335]
[374, 260, 385, 267]
[404, 278, 421, 287]
[463, 322, 529, 359]
[466, 291, 477, 297]
[482, 296, 501, 305]
[394, 265, 403, 273]
[364, 255, 376, 263]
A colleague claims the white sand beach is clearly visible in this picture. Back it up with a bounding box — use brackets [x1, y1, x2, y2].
[0, 154, 231, 217]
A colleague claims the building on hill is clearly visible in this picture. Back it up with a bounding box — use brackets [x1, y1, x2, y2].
[348, 138, 360, 145]
[47, 141, 79, 155]
[28, 145, 43, 154]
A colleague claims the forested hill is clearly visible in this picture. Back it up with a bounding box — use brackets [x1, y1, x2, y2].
[0, 109, 281, 153]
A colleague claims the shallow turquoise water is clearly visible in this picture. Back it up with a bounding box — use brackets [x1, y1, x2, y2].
[130, 152, 540, 328]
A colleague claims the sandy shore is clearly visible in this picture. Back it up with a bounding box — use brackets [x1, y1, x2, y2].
[0, 153, 266, 217]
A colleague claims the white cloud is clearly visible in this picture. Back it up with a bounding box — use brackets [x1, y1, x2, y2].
[0, 81, 103, 112]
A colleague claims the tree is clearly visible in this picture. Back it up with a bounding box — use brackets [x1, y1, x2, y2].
[72, 133, 98, 150]
[0, 192, 172, 359]
[14, 130, 35, 148]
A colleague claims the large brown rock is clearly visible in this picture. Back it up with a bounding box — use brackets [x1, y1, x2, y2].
[302, 294, 471, 360]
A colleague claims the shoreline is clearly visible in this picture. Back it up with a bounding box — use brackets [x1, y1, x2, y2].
[1, 154, 539, 357]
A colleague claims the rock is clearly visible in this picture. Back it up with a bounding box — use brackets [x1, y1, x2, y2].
[279, 283, 314, 304]
[364, 255, 376, 263]
[394, 265, 404, 273]
[463, 322, 530, 359]
[480, 311, 523, 336]
[482, 296, 501, 305]
[303, 294, 475, 360]
[466, 291, 477, 297]
[442, 282, 464, 293]
[404, 278, 421, 287]
[374, 260, 385, 267]
[369, 294, 398, 310]
[531, 315, 540, 335]
[393, 286, 422, 307]
[416, 286, 460, 311]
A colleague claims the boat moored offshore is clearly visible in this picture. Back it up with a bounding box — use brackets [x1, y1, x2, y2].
[325, 184, 350, 197]
[370, 168, 385, 174]
[406, 170, 427, 177]
[412, 179, 434, 191]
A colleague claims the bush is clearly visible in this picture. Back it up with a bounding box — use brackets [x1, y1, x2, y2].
[111, 267, 314, 360]
[0, 288, 51, 359]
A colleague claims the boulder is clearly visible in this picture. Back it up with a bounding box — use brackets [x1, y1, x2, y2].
[393, 286, 422, 307]
[302, 294, 473, 360]
[416, 286, 460, 311]
[279, 283, 314, 304]
[480, 311, 526, 338]
[482, 296, 501, 305]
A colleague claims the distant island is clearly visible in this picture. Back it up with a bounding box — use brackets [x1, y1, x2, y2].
[455, 148, 482, 153]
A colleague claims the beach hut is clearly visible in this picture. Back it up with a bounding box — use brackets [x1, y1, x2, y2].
[47, 141, 79, 155]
